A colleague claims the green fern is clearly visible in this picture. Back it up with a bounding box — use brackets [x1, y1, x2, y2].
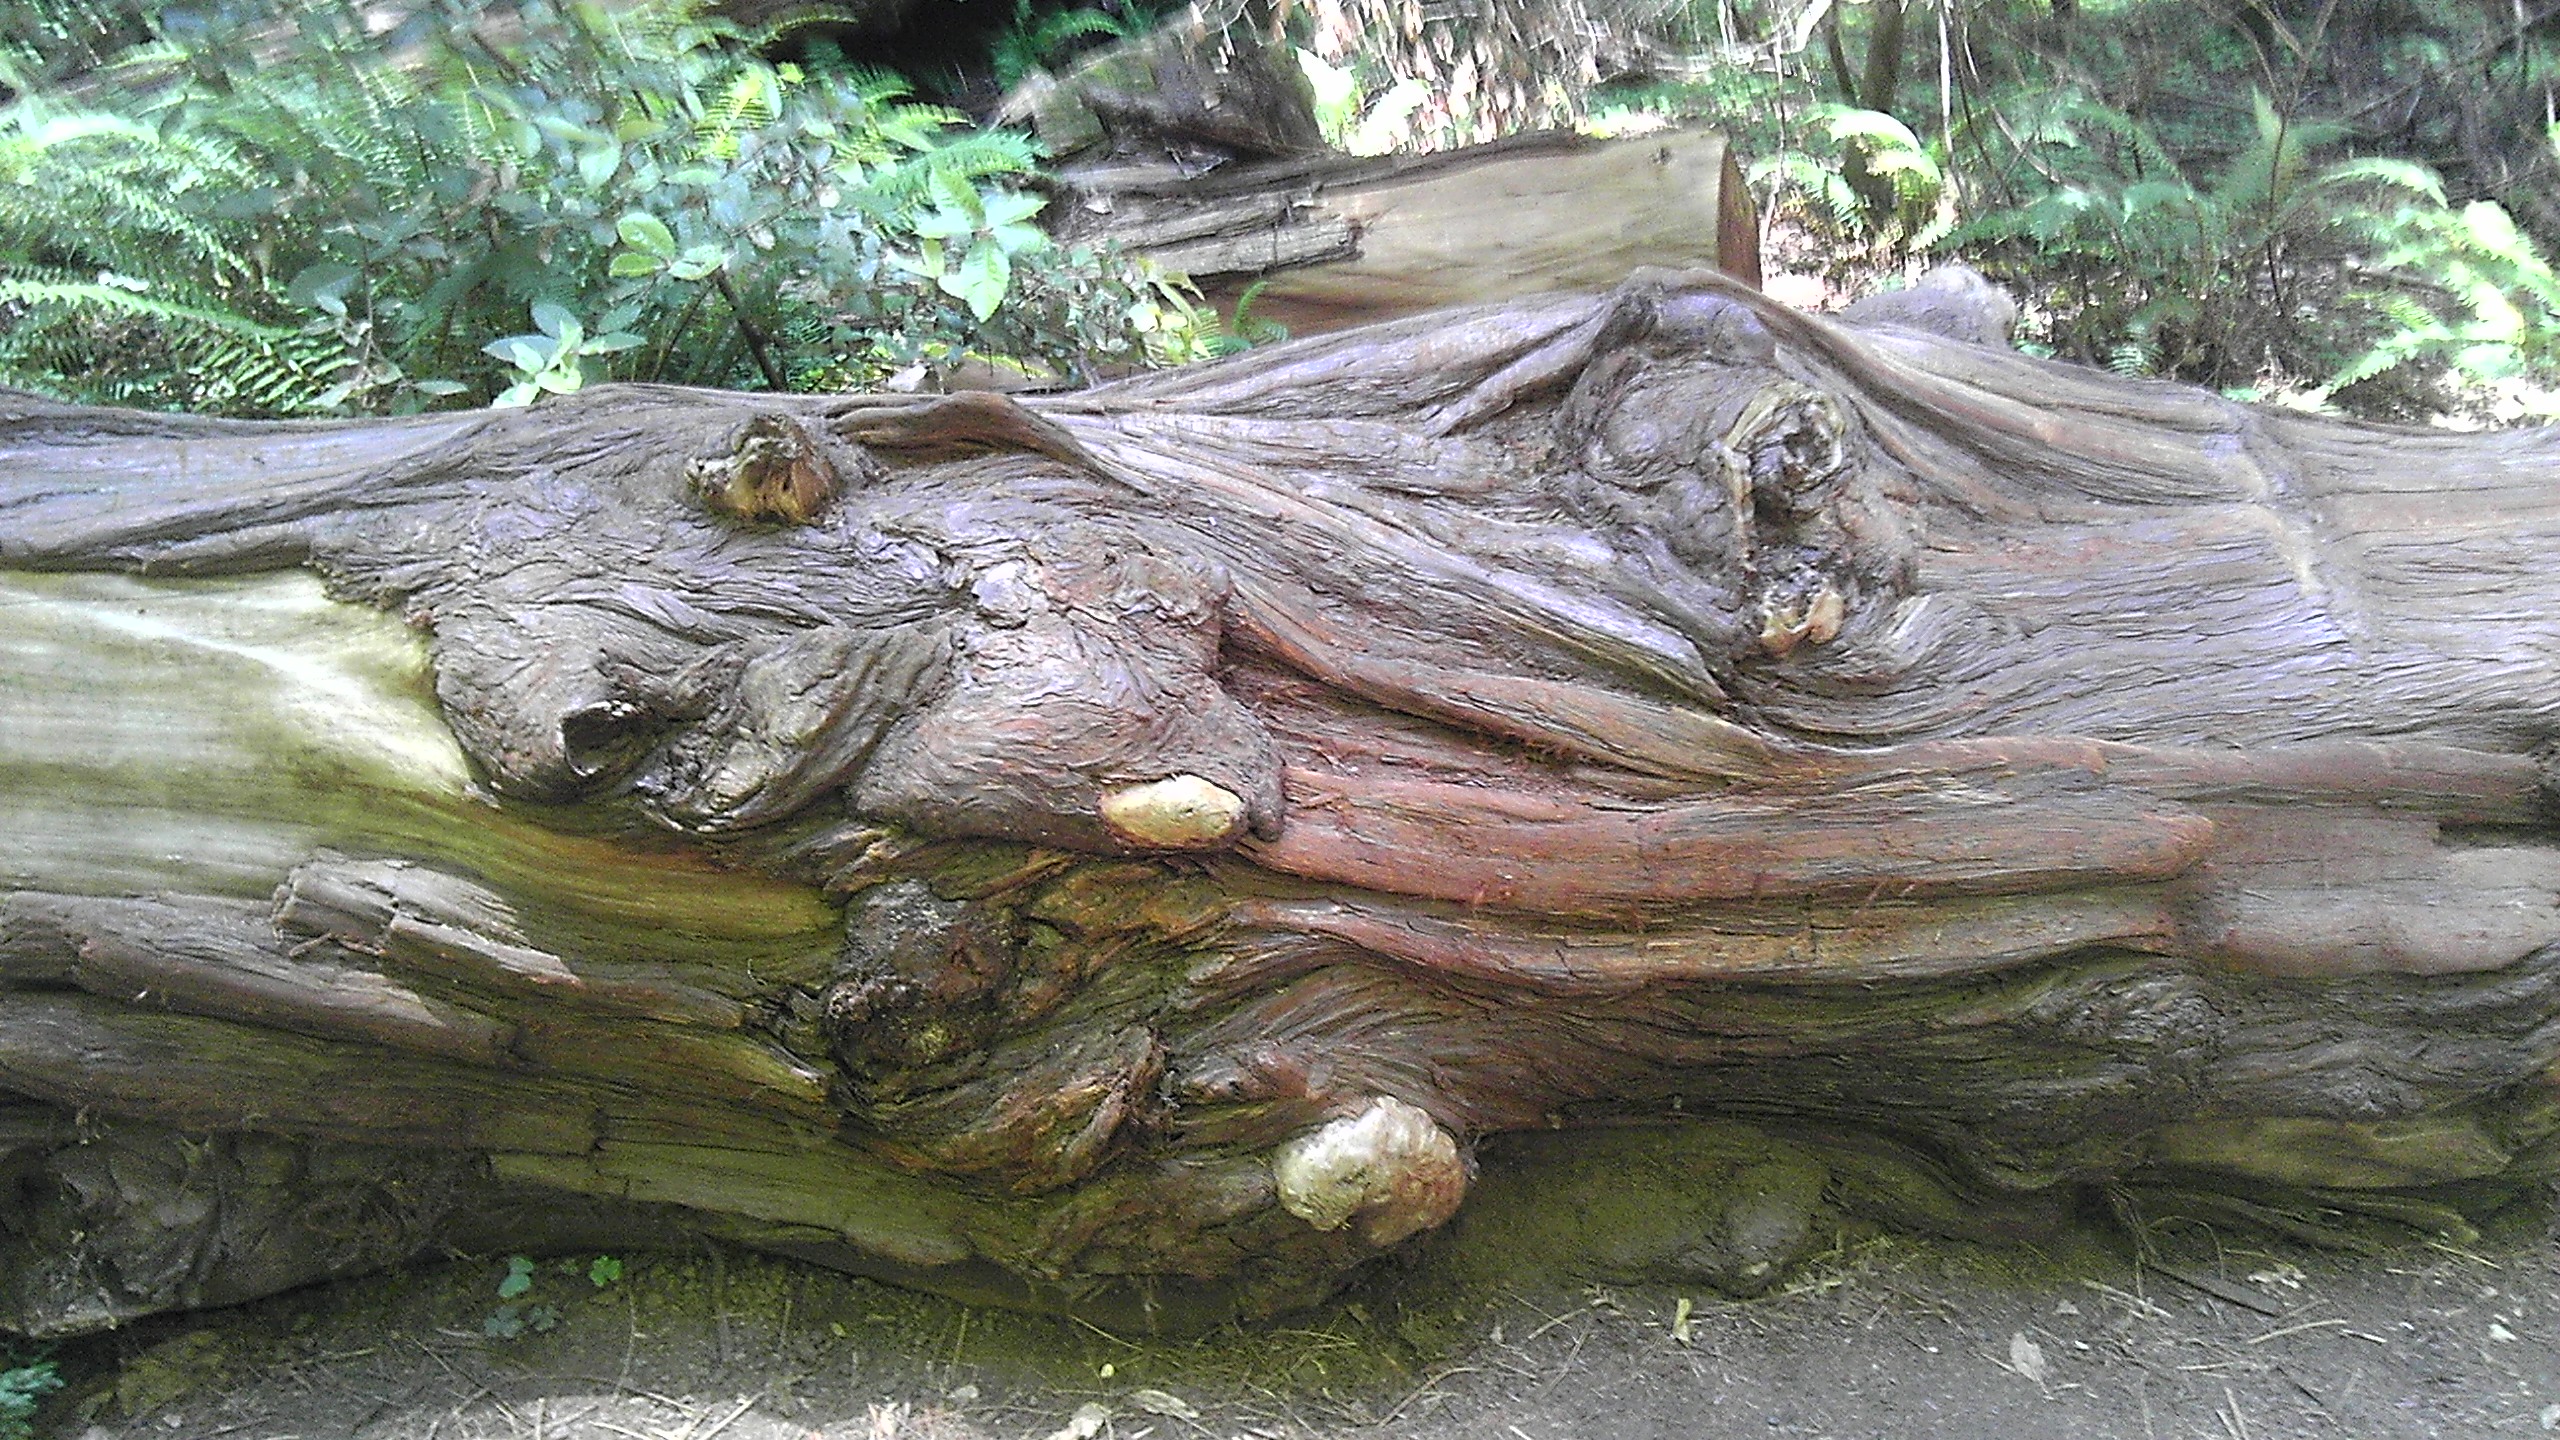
[1750, 104, 1948, 253]
[991, 0, 1140, 88]
[0, 0, 1192, 414]
[0, 1351, 58, 1440]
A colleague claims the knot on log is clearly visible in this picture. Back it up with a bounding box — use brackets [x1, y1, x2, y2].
[1098, 773, 1249, 848]
[1556, 302, 1907, 669]
[1273, 1096, 1468, 1246]
[825, 881, 1026, 1072]
[686, 413, 871, 524]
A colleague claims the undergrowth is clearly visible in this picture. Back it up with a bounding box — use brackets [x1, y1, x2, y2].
[0, 1350, 58, 1440]
[1591, 0, 2560, 422]
[0, 0, 1218, 415]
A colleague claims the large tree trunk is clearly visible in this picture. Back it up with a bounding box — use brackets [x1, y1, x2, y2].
[6, 267, 2560, 1338]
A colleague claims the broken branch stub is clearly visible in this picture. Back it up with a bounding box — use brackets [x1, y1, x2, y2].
[6, 265, 2560, 1335]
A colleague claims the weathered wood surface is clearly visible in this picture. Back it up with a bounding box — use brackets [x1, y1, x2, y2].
[1008, 17, 1756, 336]
[5, 266, 2560, 1336]
[1054, 125, 1761, 337]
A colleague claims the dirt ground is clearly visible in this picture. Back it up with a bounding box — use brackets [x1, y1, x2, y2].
[32, 1187, 2560, 1440]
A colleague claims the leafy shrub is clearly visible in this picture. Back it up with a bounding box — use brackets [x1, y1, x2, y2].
[990, 0, 1142, 89]
[0, 0, 1213, 415]
[1951, 81, 2560, 408]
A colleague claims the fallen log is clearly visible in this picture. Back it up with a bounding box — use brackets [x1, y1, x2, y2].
[4, 266, 2559, 1337]
[1008, 18, 1759, 336]
[1053, 124, 1762, 337]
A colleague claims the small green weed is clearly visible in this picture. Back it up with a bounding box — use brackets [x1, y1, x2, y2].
[482, 1253, 623, 1340]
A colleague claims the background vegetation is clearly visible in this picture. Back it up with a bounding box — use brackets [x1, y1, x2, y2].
[1601, 0, 2560, 420]
[0, 0, 1212, 413]
[2, 0, 2556, 423]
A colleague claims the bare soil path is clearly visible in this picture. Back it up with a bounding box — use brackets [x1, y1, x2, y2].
[38, 1198, 2560, 1440]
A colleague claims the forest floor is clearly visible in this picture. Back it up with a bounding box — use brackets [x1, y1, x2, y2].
[35, 1192, 2560, 1440]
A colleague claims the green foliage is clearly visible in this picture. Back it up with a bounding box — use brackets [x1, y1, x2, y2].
[1594, 0, 2560, 416]
[0, 63, 344, 411]
[1944, 74, 2560, 408]
[2320, 152, 2560, 419]
[1750, 104, 1949, 253]
[482, 1253, 618, 1338]
[0, 0, 1212, 415]
[1170, 277, 1289, 360]
[0, 1351, 60, 1440]
[484, 299, 644, 405]
[990, 0, 1140, 89]
[497, 1254, 537, 1300]
[1948, 84, 2371, 379]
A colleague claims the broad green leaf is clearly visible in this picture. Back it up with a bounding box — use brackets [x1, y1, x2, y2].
[980, 190, 1046, 228]
[531, 301, 577, 340]
[887, 244, 944, 281]
[578, 142, 623, 188]
[286, 261, 360, 316]
[989, 221, 1047, 256]
[616, 212, 678, 257]
[940, 241, 1011, 321]
[534, 114, 605, 144]
[498, 1257, 537, 1298]
[669, 244, 728, 280]
[913, 204, 977, 241]
[485, 335, 553, 372]
[609, 251, 665, 277]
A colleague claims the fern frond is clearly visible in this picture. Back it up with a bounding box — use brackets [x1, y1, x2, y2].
[860, 129, 1041, 220]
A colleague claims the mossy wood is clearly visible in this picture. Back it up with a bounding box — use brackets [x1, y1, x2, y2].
[6, 268, 2560, 1337]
